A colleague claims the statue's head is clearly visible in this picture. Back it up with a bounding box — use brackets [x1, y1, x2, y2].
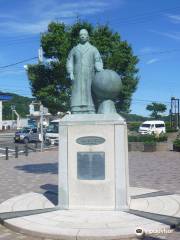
[79, 29, 89, 43]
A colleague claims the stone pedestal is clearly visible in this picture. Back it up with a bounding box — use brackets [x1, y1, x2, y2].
[59, 114, 129, 210]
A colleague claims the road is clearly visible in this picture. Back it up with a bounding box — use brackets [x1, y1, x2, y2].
[0, 132, 54, 158]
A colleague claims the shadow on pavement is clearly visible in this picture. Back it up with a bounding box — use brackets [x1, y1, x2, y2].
[15, 163, 58, 174]
[41, 184, 58, 193]
[143, 237, 169, 239]
[132, 190, 174, 199]
[43, 191, 58, 206]
[41, 184, 58, 206]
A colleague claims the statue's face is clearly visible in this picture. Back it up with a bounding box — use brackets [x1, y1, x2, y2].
[79, 30, 89, 43]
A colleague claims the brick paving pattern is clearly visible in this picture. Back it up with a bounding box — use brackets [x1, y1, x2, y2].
[0, 150, 179, 239]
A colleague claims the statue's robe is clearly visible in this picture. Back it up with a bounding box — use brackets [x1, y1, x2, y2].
[66, 42, 103, 114]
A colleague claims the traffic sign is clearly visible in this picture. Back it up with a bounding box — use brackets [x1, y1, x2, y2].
[0, 95, 12, 101]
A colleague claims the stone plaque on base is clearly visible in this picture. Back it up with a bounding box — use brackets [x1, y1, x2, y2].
[77, 152, 105, 180]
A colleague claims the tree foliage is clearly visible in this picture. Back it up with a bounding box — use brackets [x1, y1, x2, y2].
[27, 21, 139, 114]
[1, 92, 32, 120]
[146, 102, 167, 119]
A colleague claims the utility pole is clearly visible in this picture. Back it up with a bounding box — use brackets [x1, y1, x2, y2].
[29, 100, 44, 151]
[11, 105, 16, 128]
[170, 97, 180, 129]
[40, 104, 44, 152]
[13, 109, 20, 129]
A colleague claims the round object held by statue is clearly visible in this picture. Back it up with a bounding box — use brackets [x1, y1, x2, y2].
[92, 69, 122, 100]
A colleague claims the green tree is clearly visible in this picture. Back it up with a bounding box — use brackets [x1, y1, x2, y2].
[27, 21, 139, 114]
[1, 92, 32, 120]
[146, 102, 167, 119]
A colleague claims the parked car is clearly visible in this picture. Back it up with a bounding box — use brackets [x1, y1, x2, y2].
[138, 120, 166, 135]
[14, 127, 40, 144]
[45, 120, 59, 145]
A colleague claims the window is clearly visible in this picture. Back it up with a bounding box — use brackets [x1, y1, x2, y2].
[46, 122, 59, 133]
[141, 124, 151, 128]
[21, 128, 30, 133]
[155, 124, 165, 128]
[32, 128, 37, 133]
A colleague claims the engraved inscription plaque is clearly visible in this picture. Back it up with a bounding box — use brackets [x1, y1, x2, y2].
[76, 136, 105, 145]
[77, 152, 105, 180]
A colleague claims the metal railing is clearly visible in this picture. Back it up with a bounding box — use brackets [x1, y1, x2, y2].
[0, 143, 57, 160]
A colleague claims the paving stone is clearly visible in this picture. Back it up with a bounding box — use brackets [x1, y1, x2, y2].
[0, 150, 179, 239]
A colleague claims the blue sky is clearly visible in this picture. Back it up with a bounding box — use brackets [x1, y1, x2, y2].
[0, 0, 180, 116]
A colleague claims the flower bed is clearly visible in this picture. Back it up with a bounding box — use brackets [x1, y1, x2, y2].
[128, 134, 168, 152]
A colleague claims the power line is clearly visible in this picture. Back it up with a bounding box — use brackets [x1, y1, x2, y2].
[138, 48, 180, 57]
[0, 86, 31, 90]
[0, 5, 178, 50]
[133, 98, 171, 104]
[0, 57, 38, 69]
[0, 36, 39, 47]
[102, 5, 180, 25]
[4, 39, 39, 48]
[0, 6, 179, 49]
[0, 33, 39, 40]
[0, 87, 172, 105]
[112, 6, 180, 22]
[0, 45, 179, 72]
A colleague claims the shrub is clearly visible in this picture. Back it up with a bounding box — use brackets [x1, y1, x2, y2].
[144, 141, 156, 145]
[166, 128, 178, 133]
[156, 133, 168, 142]
[173, 139, 180, 147]
[128, 135, 156, 143]
[165, 122, 178, 133]
[127, 122, 141, 132]
[128, 133, 167, 143]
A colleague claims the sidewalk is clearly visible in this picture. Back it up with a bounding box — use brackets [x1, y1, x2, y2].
[0, 150, 58, 204]
[0, 150, 179, 239]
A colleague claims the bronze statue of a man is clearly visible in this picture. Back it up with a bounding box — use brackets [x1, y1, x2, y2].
[66, 29, 103, 114]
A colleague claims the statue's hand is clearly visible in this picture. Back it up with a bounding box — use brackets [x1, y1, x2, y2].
[70, 73, 74, 81]
[96, 67, 103, 72]
[95, 63, 103, 72]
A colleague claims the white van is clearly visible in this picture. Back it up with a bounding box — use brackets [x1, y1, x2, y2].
[45, 119, 59, 145]
[138, 120, 166, 135]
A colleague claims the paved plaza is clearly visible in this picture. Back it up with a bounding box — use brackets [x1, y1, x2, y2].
[0, 149, 179, 239]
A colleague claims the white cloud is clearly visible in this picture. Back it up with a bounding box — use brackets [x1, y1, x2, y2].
[140, 47, 153, 54]
[150, 30, 180, 41]
[0, 0, 116, 34]
[146, 58, 159, 65]
[166, 14, 180, 24]
[161, 32, 180, 40]
[31, 0, 109, 19]
[139, 47, 158, 54]
[0, 20, 51, 34]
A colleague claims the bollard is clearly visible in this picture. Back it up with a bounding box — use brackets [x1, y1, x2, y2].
[25, 144, 28, 156]
[15, 145, 18, 158]
[5, 147, 8, 160]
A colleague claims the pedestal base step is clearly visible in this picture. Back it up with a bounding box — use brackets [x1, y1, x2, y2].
[0, 187, 179, 240]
